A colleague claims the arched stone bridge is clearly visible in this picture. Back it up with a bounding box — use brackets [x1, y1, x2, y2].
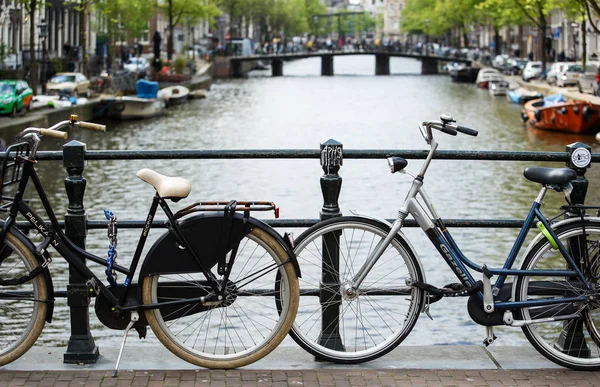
[228, 51, 472, 77]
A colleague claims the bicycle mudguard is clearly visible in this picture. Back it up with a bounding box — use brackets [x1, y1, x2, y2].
[0, 220, 55, 323]
[512, 216, 600, 302]
[138, 212, 300, 280]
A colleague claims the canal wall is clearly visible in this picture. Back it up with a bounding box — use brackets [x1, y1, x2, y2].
[212, 57, 255, 78]
[0, 101, 99, 134]
[512, 76, 600, 103]
[0, 65, 213, 134]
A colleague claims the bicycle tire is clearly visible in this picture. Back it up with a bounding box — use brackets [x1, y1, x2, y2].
[142, 226, 299, 369]
[515, 220, 600, 370]
[0, 233, 47, 366]
[288, 216, 425, 363]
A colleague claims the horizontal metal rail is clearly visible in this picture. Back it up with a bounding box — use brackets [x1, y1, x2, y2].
[14, 218, 530, 230]
[16, 148, 600, 162]
[9, 148, 585, 231]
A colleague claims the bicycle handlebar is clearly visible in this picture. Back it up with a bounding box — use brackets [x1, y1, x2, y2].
[39, 129, 68, 139]
[76, 121, 106, 132]
[455, 125, 478, 136]
[16, 115, 106, 159]
[440, 126, 458, 136]
[423, 119, 479, 140]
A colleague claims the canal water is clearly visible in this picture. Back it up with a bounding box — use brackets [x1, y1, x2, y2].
[11, 55, 600, 351]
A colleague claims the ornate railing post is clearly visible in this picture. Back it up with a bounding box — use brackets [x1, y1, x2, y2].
[318, 139, 345, 353]
[63, 140, 99, 364]
[555, 142, 592, 357]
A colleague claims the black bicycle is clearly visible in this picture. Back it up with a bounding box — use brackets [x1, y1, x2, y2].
[0, 116, 299, 373]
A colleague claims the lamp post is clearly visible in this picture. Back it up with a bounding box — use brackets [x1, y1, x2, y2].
[571, 22, 579, 61]
[424, 18, 430, 54]
[37, 19, 47, 94]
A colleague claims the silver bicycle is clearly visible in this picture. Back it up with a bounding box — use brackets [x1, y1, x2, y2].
[289, 114, 600, 370]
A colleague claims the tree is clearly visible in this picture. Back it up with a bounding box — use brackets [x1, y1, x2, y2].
[160, 0, 220, 60]
[476, 0, 526, 55]
[70, 0, 93, 77]
[17, 0, 38, 93]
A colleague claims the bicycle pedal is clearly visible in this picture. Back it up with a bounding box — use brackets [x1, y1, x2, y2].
[483, 326, 496, 346]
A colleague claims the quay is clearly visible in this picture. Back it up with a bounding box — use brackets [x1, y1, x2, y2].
[0, 65, 212, 134]
[1, 344, 600, 386]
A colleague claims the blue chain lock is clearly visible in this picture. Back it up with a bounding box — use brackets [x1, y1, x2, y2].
[104, 210, 118, 287]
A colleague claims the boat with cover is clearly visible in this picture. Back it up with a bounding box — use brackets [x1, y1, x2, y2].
[100, 80, 166, 120]
[522, 94, 600, 133]
[157, 85, 189, 107]
[488, 80, 509, 96]
[507, 87, 542, 104]
[475, 68, 504, 88]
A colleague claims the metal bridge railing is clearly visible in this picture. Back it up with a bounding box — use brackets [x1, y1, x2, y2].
[7, 139, 595, 363]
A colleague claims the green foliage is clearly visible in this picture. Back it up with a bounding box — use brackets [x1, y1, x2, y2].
[217, 0, 374, 39]
[159, 0, 221, 30]
[173, 56, 186, 74]
[51, 58, 63, 73]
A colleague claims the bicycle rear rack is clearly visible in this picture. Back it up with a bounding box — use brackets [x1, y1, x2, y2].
[174, 200, 279, 219]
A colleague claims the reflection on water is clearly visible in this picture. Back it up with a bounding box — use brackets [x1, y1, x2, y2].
[5, 55, 600, 350]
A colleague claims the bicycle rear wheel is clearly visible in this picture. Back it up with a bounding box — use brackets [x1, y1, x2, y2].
[0, 233, 47, 366]
[515, 220, 600, 370]
[142, 226, 299, 369]
[289, 216, 425, 363]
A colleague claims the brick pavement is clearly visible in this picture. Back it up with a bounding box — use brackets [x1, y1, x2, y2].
[0, 369, 599, 387]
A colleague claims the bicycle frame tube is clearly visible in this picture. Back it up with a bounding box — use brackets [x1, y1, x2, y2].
[2, 156, 225, 312]
[351, 159, 589, 308]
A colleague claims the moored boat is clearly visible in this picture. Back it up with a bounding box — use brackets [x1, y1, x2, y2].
[100, 80, 166, 120]
[488, 80, 509, 96]
[450, 66, 479, 83]
[157, 85, 189, 107]
[475, 68, 504, 88]
[522, 94, 600, 134]
[507, 88, 543, 104]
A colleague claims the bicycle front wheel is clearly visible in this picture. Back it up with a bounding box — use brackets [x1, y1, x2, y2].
[0, 232, 47, 366]
[142, 226, 299, 369]
[515, 220, 600, 370]
[290, 216, 425, 363]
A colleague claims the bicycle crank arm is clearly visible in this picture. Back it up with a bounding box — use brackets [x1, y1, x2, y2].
[503, 310, 581, 327]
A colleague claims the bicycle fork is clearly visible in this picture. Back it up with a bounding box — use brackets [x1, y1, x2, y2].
[345, 217, 406, 296]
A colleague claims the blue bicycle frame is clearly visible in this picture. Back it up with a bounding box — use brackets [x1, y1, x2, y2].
[349, 139, 593, 313]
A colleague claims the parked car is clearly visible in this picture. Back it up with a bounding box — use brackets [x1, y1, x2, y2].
[0, 80, 33, 117]
[46, 72, 91, 97]
[546, 62, 571, 85]
[124, 57, 150, 74]
[522, 61, 543, 81]
[556, 63, 583, 87]
[577, 62, 600, 95]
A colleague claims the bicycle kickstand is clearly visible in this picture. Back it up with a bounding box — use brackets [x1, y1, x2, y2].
[113, 311, 139, 377]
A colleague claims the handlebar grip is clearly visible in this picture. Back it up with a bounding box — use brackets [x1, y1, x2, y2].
[440, 126, 458, 136]
[39, 129, 68, 139]
[77, 121, 106, 132]
[456, 125, 478, 136]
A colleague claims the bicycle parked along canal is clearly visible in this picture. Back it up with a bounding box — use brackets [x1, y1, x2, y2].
[289, 114, 600, 370]
[0, 115, 299, 374]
